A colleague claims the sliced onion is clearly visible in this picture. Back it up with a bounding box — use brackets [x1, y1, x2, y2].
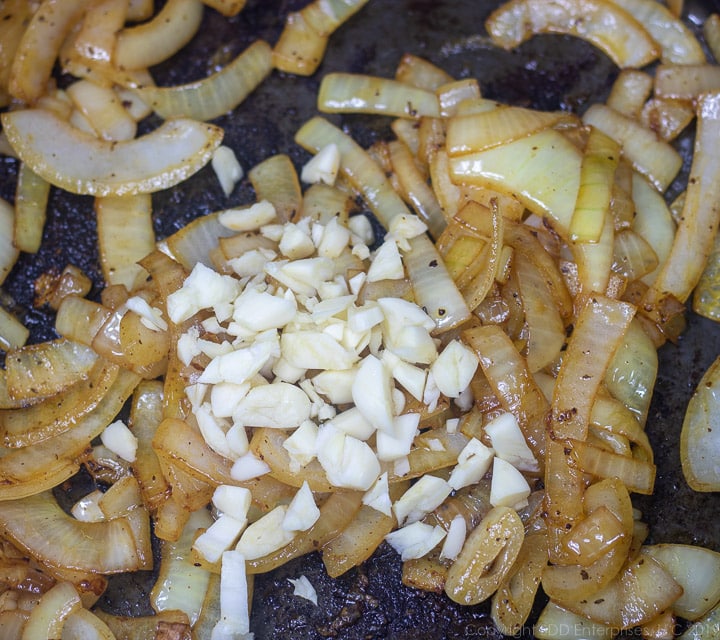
[448, 129, 582, 239]
[14, 163, 50, 254]
[96, 194, 155, 290]
[7, 0, 87, 103]
[642, 92, 720, 325]
[248, 154, 302, 224]
[654, 64, 720, 100]
[134, 40, 272, 121]
[272, 10, 328, 76]
[0, 198, 19, 287]
[0, 0, 35, 107]
[394, 52, 454, 91]
[606, 0, 705, 64]
[4, 338, 98, 402]
[21, 581, 81, 640]
[71, 0, 127, 66]
[2, 108, 223, 197]
[0, 492, 139, 573]
[582, 104, 682, 193]
[61, 607, 116, 640]
[549, 295, 635, 441]
[681, 354, 720, 492]
[318, 73, 440, 118]
[484, 0, 659, 69]
[606, 69, 653, 119]
[114, 0, 204, 70]
[66, 79, 137, 142]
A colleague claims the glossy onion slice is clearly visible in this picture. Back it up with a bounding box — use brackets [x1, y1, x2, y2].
[1, 109, 223, 197]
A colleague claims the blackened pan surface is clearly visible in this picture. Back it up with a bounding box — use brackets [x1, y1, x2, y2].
[2, 1, 720, 638]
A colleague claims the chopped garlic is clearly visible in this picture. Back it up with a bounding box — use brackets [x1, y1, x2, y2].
[288, 575, 318, 605]
[366, 238, 404, 282]
[210, 382, 251, 418]
[282, 420, 318, 470]
[376, 412, 420, 462]
[213, 551, 251, 638]
[448, 437, 494, 490]
[311, 368, 357, 405]
[230, 452, 271, 482]
[232, 288, 297, 332]
[327, 407, 375, 440]
[71, 490, 105, 522]
[235, 506, 295, 560]
[233, 382, 311, 429]
[167, 262, 241, 324]
[226, 424, 250, 457]
[282, 481, 320, 532]
[388, 213, 427, 241]
[439, 515, 467, 561]
[212, 485, 252, 521]
[211, 145, 243, 196]
[100, 420, 137, 463]
[352, 354, 395, 434]
[279, 223, 315, 259]
[193, 514, 247, 564]
[393, 474, 452, 526]
[218, 200, 277, 231]
[317, 216, 351, 258]
[485, 412, 539, 473]
[195, 403, 233, 459]
[362, 472, 392, 516]
[315, 424, 380, 491]
[382, 349, 427, 401]
[490, 456, 531, 509]
[199, 341, 275, 385]
[125, 296, 168, 331]
[281, 330, 357, 371]
[385, 521, 446, 561]
[348, 214, 374, 245]
[300, 143, 340, 185]
[430, 339, 479, 398]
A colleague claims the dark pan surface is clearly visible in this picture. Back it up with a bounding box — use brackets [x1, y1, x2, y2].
[2, 1, 720, 638]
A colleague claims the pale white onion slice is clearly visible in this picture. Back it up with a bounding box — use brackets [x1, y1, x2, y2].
[1, 109, 223, 197]
[0, 198, 19, 286]
[22, 581, 81, 640]
[14, 163, 50, 254]
[134, 40, 272, 121]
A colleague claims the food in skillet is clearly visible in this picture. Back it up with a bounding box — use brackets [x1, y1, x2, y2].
[2, 0, 720, 639]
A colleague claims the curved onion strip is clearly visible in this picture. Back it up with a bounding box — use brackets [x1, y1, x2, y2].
[641, 544, 720, 621]
[631, 172, 675, 287]
[641, 97, 695, 142]
[1, 361, 120, 448]
[448, 129, 582, 238]
[318, 73, 440, 119]
[572, 209, 614, 296]
[248, 154, 302, 225]
[561, 554, 682, 629]
[514, 250, 565, 373]
[0, 493, 139, 573]
[164, 211, 236, 270]
[95, 610, 191, 640]
[437, 79, 481, 118]
[654, 64, 720, 101]
[573, 440, 655, 494]
[490, 532, 547, 636]
[705, 13, 720, 63]
[21, 581, 81, 640]
[96, 194, 155, 290]
[4, 338, 98, 402]
[61, 606, 116, 640]
[153, 418, 238, 488]
[247, 491, 363, 575]
[0, 198, 19, 287]
[388, 139, 446, 239]
[55, 296, 112, 347]
[549, 295, 635, 441]
[542, 478, 633, 602]
[395, 53, 453, 91]
[14, 163, 50, 254]
[605, 319, 658, 425]
[66, 79, 137, 142]
[692, 229, 720, 320]
[445, 106, 569, 156]
[607, 70, 653, 120]
[150, 508, 213, 625]
[445, 506, 524, 606]
[114, 0, 204, 71]
[590, 394, 653, 461]
[484, 0, 659, 69]
[158, 457, 215, 512]
[606, 0, 705, 64]
[641, 93, 720, 323]
[1, 109, 223, 197]
[134, 40, 272, 121]
[8, 0, 88, 103]
[0, 0, 35, 107]
[0, 368, 140, 500]
[681, 354, 720, 492]
[569, 128, 620, 244]
[272, 11, 328, 76]
[582, 104, 682, 193]
[201, 0, 246, 16]
[72, 0, 127, 65]
[129, 380, 170, 511]
[462, 325, 547, 463]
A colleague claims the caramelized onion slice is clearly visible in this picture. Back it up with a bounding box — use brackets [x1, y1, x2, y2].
[0, 492, 140, 574]
[1, 109, 223, 197]
[484, 0, 659, 69]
